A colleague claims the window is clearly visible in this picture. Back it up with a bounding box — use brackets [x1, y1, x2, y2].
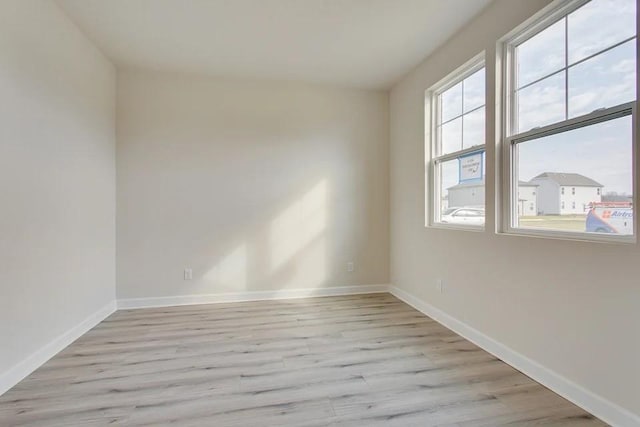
[503, 0, 636, 241]
[428, 54, 486, 228]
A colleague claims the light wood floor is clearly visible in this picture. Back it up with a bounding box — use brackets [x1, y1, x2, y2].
[0, 293, 605, 426]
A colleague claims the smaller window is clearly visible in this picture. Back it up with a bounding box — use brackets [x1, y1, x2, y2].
[561, 187, 565, 195]
[572, 201, 576, 209]
[597, 188, 601, 196]
[428, 54, 486, 228]
[572, 187, 576, 195]
[562, 201, 565, 209]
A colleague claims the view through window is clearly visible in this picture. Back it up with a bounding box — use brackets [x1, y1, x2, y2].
[509, 0, 636, 238]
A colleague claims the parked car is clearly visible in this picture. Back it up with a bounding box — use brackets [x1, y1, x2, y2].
[441, 207, 485, 226]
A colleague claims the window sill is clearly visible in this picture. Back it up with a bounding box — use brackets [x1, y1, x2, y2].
[499, 227, 636, 245]
[427, 223, 485, 233]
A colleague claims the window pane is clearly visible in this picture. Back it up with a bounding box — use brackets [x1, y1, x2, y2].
[568, 0, 636, 65]
[440, 117, 462, 155]
[463, 68, 485, 112]
[441, 82, 463, 123]
[463, 107, 485, 149]
[438, 158, 485, 226]
[516, 19, 565, 88]
[440, 159, 458, 218]
[516, 115, 633, 236]
[517, 71, 565, 133]
[569, 39, 636, 118]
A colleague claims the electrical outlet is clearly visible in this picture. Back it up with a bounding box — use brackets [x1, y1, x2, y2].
[347, 261, 354, 272]
[436, 279, 443, 293]
[184, 268, 193, 281]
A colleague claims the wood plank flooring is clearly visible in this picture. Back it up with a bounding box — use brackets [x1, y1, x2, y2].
[0, 293, 606, 426]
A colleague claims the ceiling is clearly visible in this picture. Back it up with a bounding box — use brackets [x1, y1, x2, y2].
[56, 0, 492, 89]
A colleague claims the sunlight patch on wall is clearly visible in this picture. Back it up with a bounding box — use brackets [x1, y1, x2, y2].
[203, 243, 247, 290]
[269, 179, 328, 272]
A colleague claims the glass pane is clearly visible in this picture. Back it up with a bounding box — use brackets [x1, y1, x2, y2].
[517, 71, 565, 133]
[463, 68, 485, 113]
[516, 114, 633, 236]
[441, 82, 463, 123]
[569, 39, 636, 118]
[568, 0, 636, 65]
[440, 117, 462, 155]
[462, 107, 485, 149]
[516, 19, 565, 88]
[438, 158, 485, 226]
[440, 159, 458, 219]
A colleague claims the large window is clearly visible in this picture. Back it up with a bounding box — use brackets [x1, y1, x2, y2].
[428, 55, 486, 228]
[504, 0, 636, 241]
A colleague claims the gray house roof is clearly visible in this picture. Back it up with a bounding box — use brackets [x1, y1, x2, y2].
[532, 172, 603, 187]
[448, 178, 537, 190]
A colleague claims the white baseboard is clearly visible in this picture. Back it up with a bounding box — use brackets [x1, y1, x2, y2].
[389, 286, 640, 427]
[0, 300, 117, 397]
[117, 284, 390, 309]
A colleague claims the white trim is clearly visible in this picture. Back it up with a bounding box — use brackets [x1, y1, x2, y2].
[0, 301, 117, 397]
[117, 284, 390, 310]
[389, 286, 640, 427]
[428, 223, 485, 233]
[509, 102, 634, 145]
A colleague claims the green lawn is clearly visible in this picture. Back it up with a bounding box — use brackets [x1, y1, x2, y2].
[519, 215, 587, 232]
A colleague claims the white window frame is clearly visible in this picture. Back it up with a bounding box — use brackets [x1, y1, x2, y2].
[426, 53, 486, 231]
[500, 0, 637, 244]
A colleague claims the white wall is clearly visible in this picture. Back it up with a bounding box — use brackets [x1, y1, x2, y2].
[390, 0, 640, 422]
[560, 186, 601, 215]
[0, 0, 116, 389]
[116, 70, 389, 300]
[532, 177, 561, 215]
[518, 185, 537, 216]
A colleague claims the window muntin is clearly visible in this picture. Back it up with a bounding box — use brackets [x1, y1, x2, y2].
[505, 0, 636, 241]
[429, 57, 486, 228]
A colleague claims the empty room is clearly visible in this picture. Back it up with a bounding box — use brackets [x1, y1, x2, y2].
[1, 0, 638, 425]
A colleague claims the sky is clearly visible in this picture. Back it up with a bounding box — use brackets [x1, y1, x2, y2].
[437, 0, 636, 198]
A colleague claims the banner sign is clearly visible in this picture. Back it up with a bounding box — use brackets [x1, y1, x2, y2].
[458, 151, 483, 183]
